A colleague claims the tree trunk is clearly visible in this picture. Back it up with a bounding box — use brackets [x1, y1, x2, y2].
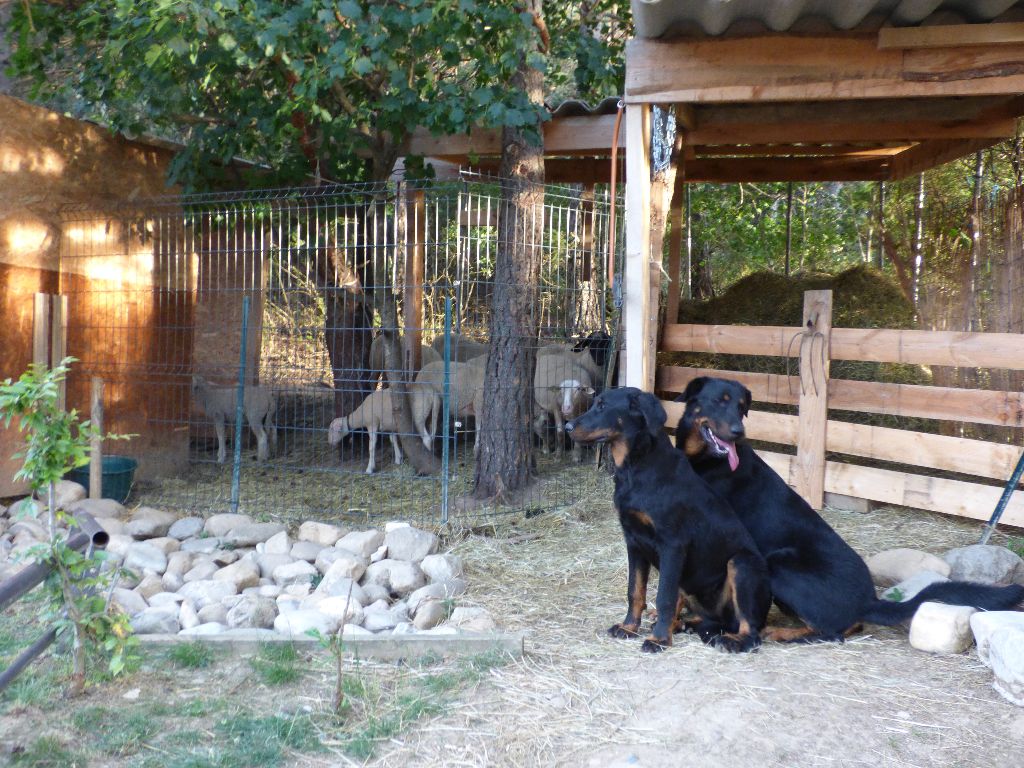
[473, 0, 545, 501]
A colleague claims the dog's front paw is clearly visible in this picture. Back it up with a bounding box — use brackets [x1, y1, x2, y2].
[640, 636, 669, 653]
[710, 633, 761, 654]
[608, 623, 640, 639]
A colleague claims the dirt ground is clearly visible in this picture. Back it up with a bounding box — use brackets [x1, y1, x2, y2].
[3, 476, 1023, 767]
[372, 493, 1024, 768]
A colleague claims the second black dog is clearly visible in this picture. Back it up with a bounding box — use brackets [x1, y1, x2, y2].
[567, 387, 771, 653]
[676, 375, 1024, 643]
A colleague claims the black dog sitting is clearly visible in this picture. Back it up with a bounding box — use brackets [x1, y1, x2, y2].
[567, 387, 771, 653]
[676, 375, 1024, 643]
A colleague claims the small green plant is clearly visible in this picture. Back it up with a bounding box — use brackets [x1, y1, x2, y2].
[0, 358, 135, 695]
[885, 587, 905, 602]
[251, 642, 302, 685]
[168, 641, 216, 669]
[1007, 537, 1024, 559]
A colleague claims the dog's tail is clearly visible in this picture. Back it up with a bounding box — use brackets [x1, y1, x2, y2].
[859, 581, 1024, 625]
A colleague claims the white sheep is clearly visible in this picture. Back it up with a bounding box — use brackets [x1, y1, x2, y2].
[369, 334, 441, 381]
[429, 333, 489, 362]
[536, 343, 603, 386]
[327, 387, 435, 474]
[414, 359, 485, 453]
[191, 375, 277, 463]
[533, 353, 595, 462]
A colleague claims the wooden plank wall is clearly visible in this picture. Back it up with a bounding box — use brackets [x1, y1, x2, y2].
[657, 295, 1024, 528]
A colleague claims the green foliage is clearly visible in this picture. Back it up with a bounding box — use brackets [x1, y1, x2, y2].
[10, 735, 88, 767]
[546, 1, 630, 103]
[885, 587, 905, 602]
[251, 642, 302, 685]
[10, 0, 548, 188]
[1007, 537, 1024, 560]
[0, 358, 136, 691]
[168, 640, 217, 669]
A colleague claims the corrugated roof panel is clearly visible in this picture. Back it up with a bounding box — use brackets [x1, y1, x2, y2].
[632, 0, 1024, 38]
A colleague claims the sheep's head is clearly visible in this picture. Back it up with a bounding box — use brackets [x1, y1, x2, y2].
[327, 417, 349, 446]
[550, 379, 595, 419]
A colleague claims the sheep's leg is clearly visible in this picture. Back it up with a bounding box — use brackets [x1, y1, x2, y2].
[472, 392, 483, 457]
[252, 422, 269, 462]
[214, 416, 227, 463]
[366, 425, 377, 474]
[267, 413, 277, 454]
[427, 392, 440, 451]
[390, 432, 403, 466]
[553, 410, 565, 457]
[534, 411, 551, 454]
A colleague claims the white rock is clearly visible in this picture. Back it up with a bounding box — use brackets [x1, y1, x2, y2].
[370, 544, 388, 563]
[184, 559, 220, 583]
[363, 606, 406, 632]
[179, 600, 201, 631]
[971, 611, 1024, 666]
[125, 507, 178, 539]
[8, 519, 47, 541]
[408, 583, 448, 616]
[316, 596, 365, 625]
[144, 537, 181, 556]
[105, 534, 134, 559]
[362, 583, 390, 604]
[290, 540, 324, 563]
[421, 553, 463, 583]
[317, 553, 368, 592]
[135, 574, 165, 600]
[162, 572, 184, 592]
[97, 517, 127, 536]
[364, 558, 426, 597]
[335, 529, 384, 559]
[211, 549, 240, 566]
[224, 522, 287, 547]
[314, 574, 368, 604]
[179, 622, 226, 636]
[945, 545, 1024, 586]
[111, 587, 148, 616]
[226, 596, 278, 629]
[866, 548, 951, 587]
[908, 602, 976, 654]
[273, 560, 318, 587]
[392, 622, 418, 636]
[179, 579, 238, 610]
[448, 606, 496, 633]
[273, 609, 339, 637]
[214, 559, 261, 591]
[256, 553, 295, 579]
[298, 521, 346, 547]
[197, 603, 229, 624]
[264, 531, 291, 555]
[52, 480, 86, 509]
[165, 551, 194, 577]
[9, 497, 43, 519]
[385, 521, 411, 532]
[181, 537, 223, 554]
[124, 542, 168, 575]
[342, 624, 373, 637]
[284, 583, 312, 597]
[130, 605, 180, 634]
[421, 626, 459, 636]
[315, 547, 357, 575]
[69, 498, 126, 520]
[276, 594, 304, 614]
[168, 517, 205, 540]
[881, 570, 949, 602]
[385, 525, 438, 563]
[148, 592, 185, 607]
[988, 627, 1024, 706]
[204, 513, 253, 537]
[413, 599, 448, 630]
[257, 584, 283, 598]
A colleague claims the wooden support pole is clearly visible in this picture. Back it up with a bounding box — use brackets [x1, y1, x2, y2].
[795, 290, 832, 510]
[33, 293, 50, 370]
[89, 378, 104, 500]
[51, 294, 68, 410]
[665, 197, 684, 326]
[404, 189, 425, 373]
[624, 104, 654, 390]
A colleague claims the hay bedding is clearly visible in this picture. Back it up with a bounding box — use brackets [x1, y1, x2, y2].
[331, 482, 1024, 768]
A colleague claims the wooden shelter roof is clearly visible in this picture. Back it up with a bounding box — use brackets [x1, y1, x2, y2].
[407, 1, 1024, 184]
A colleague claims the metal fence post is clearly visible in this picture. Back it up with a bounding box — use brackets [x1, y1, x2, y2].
[441, 297, 453, 525]
[230, 295, 250, 514]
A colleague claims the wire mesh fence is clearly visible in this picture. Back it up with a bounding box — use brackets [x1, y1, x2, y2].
[57, 177, 619, 524]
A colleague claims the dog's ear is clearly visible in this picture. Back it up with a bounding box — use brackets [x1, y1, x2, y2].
[630, 391, 667, 437]
[739, 384, 753, 416]
[676, 376, 708, 403]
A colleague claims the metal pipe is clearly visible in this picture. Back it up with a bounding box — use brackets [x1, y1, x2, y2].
[441, 297, 452, 525]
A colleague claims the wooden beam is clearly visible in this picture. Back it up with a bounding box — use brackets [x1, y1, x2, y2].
[687, 118, 1017, 145]
[889, 138, 1003, 179]
[626, 36, 1024, 103]
[407, 114, 624, 158]
[695, 144, 912, 158]
[683, 156, 890, 183]
[623, 104, 654, 391]
[795, 290, 832, 510]
[879, 22, 1024, 50]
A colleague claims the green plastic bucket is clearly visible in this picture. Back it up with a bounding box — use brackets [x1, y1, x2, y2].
[65, 455, 138, 504]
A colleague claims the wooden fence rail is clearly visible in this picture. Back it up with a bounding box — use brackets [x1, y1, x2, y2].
[658, 289, 1024, 528]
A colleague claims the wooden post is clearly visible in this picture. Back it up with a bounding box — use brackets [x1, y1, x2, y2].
[665, 195, 685, 327]
[89, 378, 104, 500]
[404, 189, 425, 374]
[51, 295, 68, 410]
[624, 104, 654, 390]
[795, 289, 832, 510]
[33, 293, 50, 369]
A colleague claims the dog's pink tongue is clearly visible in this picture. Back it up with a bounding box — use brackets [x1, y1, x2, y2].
[725, 441, 739, 471]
